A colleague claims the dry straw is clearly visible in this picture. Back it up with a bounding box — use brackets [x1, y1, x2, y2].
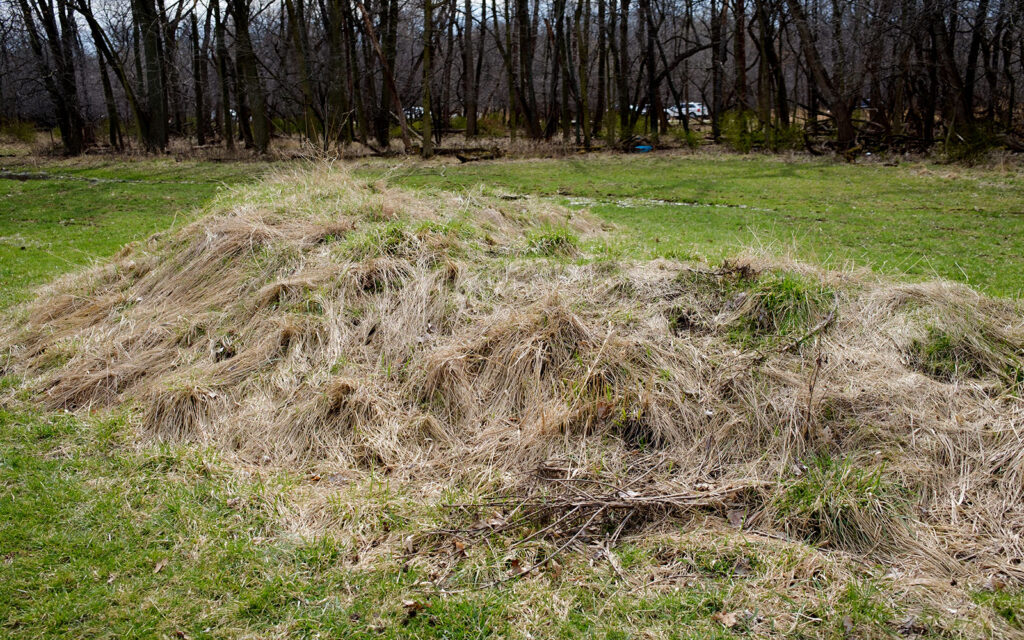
[2, 164, 1023, 596]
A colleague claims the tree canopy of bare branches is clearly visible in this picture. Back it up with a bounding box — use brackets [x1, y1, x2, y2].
[1, 0, 1021, 155]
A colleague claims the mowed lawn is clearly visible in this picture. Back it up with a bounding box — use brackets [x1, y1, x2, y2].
[0, 158, 270, 309]
[371, 153, 1024, 297]
[4, 154, 1023, 303]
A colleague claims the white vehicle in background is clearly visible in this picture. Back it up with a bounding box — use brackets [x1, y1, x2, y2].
[665, 102, 708, 121]
[686, 102, 708, 118]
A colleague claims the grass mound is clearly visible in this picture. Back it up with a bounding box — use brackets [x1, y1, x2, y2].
[2, 165, 1023, 628]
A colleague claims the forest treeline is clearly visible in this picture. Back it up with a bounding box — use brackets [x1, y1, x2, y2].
[1, 0, 1022, 157]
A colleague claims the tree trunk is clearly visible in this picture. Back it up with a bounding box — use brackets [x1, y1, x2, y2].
[213, 0, 234, 150]
[710, 0, 725, 140]
[97, 44, 122, 150]
[578, 0, 592, 148]
[422, 0, 434, 157]
[963, 0, 989, 118]
[733, 0, 747, 110]
[230, 0, 269, 153]
[783, 0, 855, 149]
[592, 0, 606, 140]
[354, 0, 412, 149]
[17, 0, 86, 154]
[190, 12, 207, 145]
[463, 0, 477, 136]
[284, 0, 321, 144]
[132, 0, 168, 150]
[640, 0, 657, 139]
[616, 0, 630, 138]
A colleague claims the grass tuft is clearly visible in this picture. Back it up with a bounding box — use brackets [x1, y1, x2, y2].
[728, 272, 836, 345]
[907, 324, 1023, 388]
[524, 225, 580, 256]
[773, 455, 907, 552]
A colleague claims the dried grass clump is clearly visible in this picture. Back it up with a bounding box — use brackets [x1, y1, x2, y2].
[143, 378, 218, 440]
[2, 164, 1023, 596]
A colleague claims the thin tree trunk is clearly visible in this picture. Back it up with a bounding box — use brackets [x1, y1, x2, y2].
[617, 0, 630, 138]
[463, 0, 477, 135]
[592, 0, 606, 139]
[133, 0, 168, 150]
[17, 0, 86, 154]
[191, 12, 207, 145]
[422, 0, 434, 157]
[783, 0, 855, 149]
[710, 0, 725, 140]
[354, 0, 412, 149]
[97, 44, 122, 150]
[734, 0, 747, 109]
[212, 0, 234, 149]
[578, 0, 592, 148]
[640, 0, 657, 139]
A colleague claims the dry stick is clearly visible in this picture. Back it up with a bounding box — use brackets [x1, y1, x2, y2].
[491, 482, 767, 547]
[547, 475, 638, 495]
[725, 309, 839, 388]
[783, 309, 837, 354]
[609, 508, 636, 545]
[510, 505, 582, 549]
[616, 454, 670, 492]
[478, 505, 607, 589]
[551, 477, 600, 502]
[804, 349, 824, 432]
[529, 480, 767, 511]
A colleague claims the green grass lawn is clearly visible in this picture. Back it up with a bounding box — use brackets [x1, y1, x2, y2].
[2, 407, 955, 639]
[368, 153, 1024, 297]
[0, 159, 269, 309]
[2, 154, 1023, 638]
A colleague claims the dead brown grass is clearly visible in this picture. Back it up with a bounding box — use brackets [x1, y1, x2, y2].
[2, 165, 1023, 620]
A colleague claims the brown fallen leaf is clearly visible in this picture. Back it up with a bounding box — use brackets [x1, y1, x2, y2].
[712, 611, 739, 628]
[985, 573, 1007, 591]
[727, 508, 746, 528]
[402, 600, 428, 619]
[153, 558, 168, 574]
[548, 559, 563, 579]
[732, 556, 752, 576]
[842, 615, 854, 635]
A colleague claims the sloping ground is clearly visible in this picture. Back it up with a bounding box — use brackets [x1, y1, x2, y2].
[3, 166, 1023, 637]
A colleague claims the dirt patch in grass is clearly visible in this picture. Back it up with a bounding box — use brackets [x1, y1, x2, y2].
[2, 165, 1024, 636]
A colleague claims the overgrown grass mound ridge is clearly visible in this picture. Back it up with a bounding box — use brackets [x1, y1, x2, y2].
[2, 166, 1023, 634]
